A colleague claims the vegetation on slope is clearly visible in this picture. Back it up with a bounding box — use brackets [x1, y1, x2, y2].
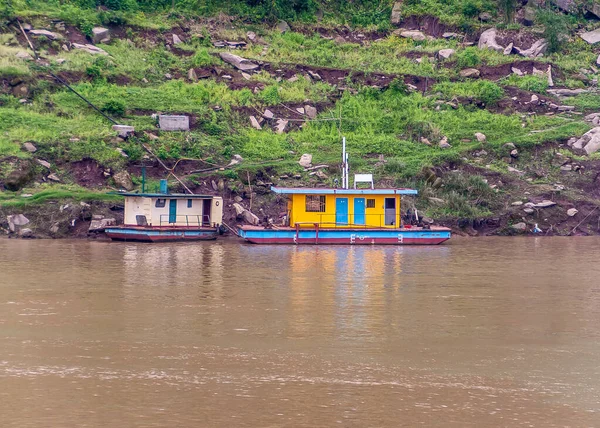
[1, 0, 600, 235]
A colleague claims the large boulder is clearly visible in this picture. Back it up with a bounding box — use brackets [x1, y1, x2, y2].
[7, 214, 30, 232]
[580, 28, 600, 44]
[299, 154, 313, 168]
[438, 48, 455, 59]
[219, 52, 259, 71]
[91, 27, 110, 44]
[398, 30, 426, 41]
[478, 28, 504, 52]
[88, 218, 116, 232]
[242, 210, 260, 225]
[515, 39, 548, 58]
[459, 68, 480, 78]
[112, 170, 134, 190]
[29, 29, 63, 40]
[572, 127, 600, 154]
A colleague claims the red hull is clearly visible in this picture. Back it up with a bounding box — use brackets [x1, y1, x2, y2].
[244, 237, 449, 245]
[105, 232, 217, 243]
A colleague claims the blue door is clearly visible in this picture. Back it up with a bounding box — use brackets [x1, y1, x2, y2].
[169, 199, 177, 223]
[336, 198, 348, 224]
[354, 198, 365, 225]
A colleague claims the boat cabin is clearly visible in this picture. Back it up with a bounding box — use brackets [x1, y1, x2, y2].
[121, 192, 223, 228]
[273, 187, 418, 229]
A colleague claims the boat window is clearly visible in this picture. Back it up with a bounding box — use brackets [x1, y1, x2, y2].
[306, 195, 326, 212]
[187, 199, 193, 208]
[155, 199, 166, 208]
[366, 199, 375, 208]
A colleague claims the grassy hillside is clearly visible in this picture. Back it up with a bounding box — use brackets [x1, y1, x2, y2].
[2, 0, 600, 236]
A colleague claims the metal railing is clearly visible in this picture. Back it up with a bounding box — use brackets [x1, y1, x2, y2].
[292, 213, 399, 229]
[159, 214, 212, 227]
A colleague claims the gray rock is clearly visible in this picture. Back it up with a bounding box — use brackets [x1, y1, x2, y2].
[510, 149, 519, 158]
[459, 68, 480, 78]
[112, 171, 134, 191]
[7, 214, 30, 232]
[23, 142, 37, 152]
[572, 127, 600, 154]
[597, 54, 600, 66]
[242, 209, 260, 225]
[88, 218, 116, 232]
[276, 20, 290, 33]
[474, 132, 486, 142]
[534, 200, 556, 208]
[158, 115, 189, 131]
[247, 31, 257, 41]
[112, 124, 135, 138]
[249, 116, 262, 130]
[304, 105, 317, 119]
[567, 208, 578, 217]
[511, 67, 523, 76]
[15, 51, 33, 60]
[307, 70, 322, 80]
[91, 27, 110, 44]
[47, 173, 60, 182]
[29, 29, 62, 40]
[400, 30, 426, 41]
[511, 222, 527, 231]
[391, 1, 403, 25]
[36, 159, 51, 169]
[439, 136, 451, 149]
[188, 68, 197, 81]
[507, 166, 524, 175]
[172, 34, 183, 45]
[219, 52, 259, 71]
[523, 208, 535, 214]
[72, 43, 108, 55]
[442, 32, 459, 39]
[515, 39, 548, 58]
[275, 119, 288, 134]
[228, 154, 244, 166]
[234, 196, 243, 203]
[19, 228, 34, 238]
[438, 48, 455, 59]
[548, 88, 588, 97]
[299, 154, 313, 168]
[511, 201, 524, 206]
[233, 203, 245, 217]
[478, 28, 504, 53]
[287, 75, 299, 83]
[580, 28, 600, 44]
[503, 42, 514, 55]
[262, 109, 274, 119]
[504, 142, 516, 150]
[530, 94, 539, 104]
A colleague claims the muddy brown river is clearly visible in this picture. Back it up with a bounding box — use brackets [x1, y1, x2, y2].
[1, 237, 599, 427]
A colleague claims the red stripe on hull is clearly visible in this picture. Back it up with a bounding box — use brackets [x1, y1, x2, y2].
[243, 237, 449, 245]
[106, 232, 217, 242]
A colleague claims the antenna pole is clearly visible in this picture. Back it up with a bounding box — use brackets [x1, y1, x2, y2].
[342, 137, 346, 189]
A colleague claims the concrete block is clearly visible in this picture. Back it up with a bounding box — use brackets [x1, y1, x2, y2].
[158, 115, 190, 131]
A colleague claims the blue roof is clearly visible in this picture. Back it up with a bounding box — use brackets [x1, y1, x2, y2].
[271, 187, 418, 195]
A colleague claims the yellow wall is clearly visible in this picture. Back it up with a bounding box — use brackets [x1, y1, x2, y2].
[289, 194, 402, 228]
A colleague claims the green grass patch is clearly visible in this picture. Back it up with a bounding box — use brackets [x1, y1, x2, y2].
[0, 185, 122, 208]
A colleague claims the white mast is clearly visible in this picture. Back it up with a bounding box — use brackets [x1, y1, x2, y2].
[342, 137, 349, 189]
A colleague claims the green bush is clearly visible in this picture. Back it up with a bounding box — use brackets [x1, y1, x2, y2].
[191, 48, 215, 67]
[537, 8, 569, 53]
[101, 100, 126, 117]
[455, 48, 482, 69]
